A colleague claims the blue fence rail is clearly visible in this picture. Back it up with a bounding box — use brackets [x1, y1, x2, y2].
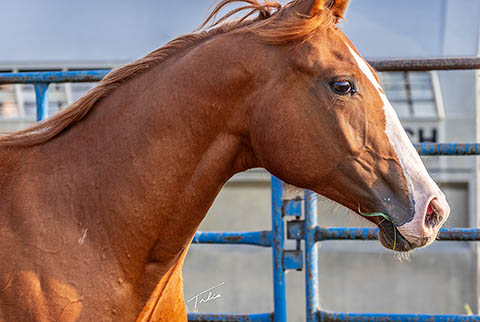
[287, 223, 480, 242]
[1, 64, 480, 322]
[0, 56, 479, 85]
[192, 230, 273, 247]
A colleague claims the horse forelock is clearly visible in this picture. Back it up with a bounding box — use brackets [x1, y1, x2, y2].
[0, 0, 339, 147]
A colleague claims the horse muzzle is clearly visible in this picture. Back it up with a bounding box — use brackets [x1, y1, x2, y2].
[392, 195, 450, 251]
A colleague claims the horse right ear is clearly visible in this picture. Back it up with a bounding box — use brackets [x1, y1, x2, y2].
[309, 0, 350, 21]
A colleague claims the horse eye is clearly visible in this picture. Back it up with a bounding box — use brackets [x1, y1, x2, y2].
[330, 80, 355, 95]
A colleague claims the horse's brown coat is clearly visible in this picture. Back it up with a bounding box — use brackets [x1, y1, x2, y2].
[0, 0, 448, 321]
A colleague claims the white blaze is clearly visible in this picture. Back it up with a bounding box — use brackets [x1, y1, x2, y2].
[345, 43, 445, 243]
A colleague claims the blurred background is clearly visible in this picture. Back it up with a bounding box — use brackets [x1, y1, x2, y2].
[1, 0, 479, 321]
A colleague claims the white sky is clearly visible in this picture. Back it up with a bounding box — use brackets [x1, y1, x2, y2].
[0, 0, 478, 63]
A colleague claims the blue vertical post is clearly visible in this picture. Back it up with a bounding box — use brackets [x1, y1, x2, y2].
[305, 190, 319, 322]
[271, 176, 287, 322]
[34, 83, 49, 121]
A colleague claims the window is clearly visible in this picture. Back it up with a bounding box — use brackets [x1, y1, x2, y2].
[379, 71, 445, 122]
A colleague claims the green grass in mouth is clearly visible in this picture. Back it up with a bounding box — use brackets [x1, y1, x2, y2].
[358, 205, 397, 251]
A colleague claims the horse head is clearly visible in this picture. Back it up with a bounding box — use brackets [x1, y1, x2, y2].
[243, 0, 450, 251]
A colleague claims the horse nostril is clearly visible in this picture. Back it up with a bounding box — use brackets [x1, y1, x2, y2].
[425, 200, 442, 228]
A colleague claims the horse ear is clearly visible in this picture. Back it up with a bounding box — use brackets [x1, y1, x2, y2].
[310, 0, 350, 21]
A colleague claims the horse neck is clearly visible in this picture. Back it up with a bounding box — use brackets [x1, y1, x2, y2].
[20, 35, 260, 279]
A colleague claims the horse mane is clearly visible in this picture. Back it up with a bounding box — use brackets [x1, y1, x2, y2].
[0, 0, 337, 147]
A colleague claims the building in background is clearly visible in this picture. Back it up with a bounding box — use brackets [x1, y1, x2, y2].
[1, 1, 479, 320]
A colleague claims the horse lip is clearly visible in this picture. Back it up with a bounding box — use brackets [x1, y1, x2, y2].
[378, 220, 412, 252]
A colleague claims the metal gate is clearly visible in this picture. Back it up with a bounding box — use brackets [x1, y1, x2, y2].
[2, 57, 480, 322]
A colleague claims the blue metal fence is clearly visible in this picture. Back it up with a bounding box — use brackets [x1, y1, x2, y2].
[299, 191, 480, 322]
[1, 62, 480, 322]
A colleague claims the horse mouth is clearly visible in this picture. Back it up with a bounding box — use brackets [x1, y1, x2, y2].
[378, 220, 412, 252]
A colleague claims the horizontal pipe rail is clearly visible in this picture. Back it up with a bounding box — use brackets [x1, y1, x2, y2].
[415, 143, 480, 155]
[0, 57, 479, 85]
[313, 227, 480, 242]
[316, 311, 480, 322]
[0, 70, 110, 84]
[188, 313, 274, 322]
[369, 57, 480, 71]
[193, 231, 273, 247]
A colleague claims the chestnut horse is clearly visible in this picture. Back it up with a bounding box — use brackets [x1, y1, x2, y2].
[0, 0, 450, 321]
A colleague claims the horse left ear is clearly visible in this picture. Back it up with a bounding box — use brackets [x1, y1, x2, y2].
[310, 0, 350, 22]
